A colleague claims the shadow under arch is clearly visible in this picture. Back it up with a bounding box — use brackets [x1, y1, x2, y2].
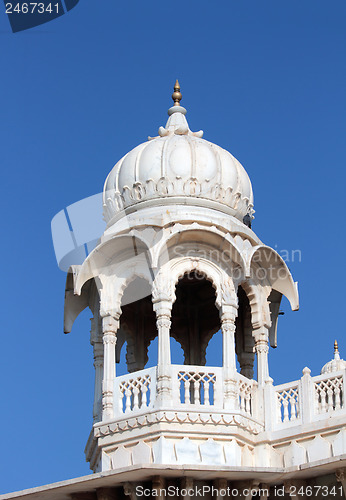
[170, 271, 221, 366]
[119, 276, 156, 373]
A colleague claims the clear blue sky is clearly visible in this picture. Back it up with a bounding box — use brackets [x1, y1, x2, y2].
[1, 0, 345, 494]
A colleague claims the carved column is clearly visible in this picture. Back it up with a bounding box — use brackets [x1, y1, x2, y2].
[153, 298, 173, 406]
[336, 469, 346, 498]
[101, 314, 120, 420]
[220, 303, 238, 410]
[90, 317, 103, 424]
[254, 327, 270, 385]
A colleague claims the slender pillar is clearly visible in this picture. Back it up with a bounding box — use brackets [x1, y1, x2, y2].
[153, 299, 173, 406]
[254, 327, 270, 385]
[221, 307, 237, 373]
[90, 318, 104, 423]
[101, 314, 119, 420]
[221, 304, 238, 410]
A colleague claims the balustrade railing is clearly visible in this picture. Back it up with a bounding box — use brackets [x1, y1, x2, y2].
[115, 366, 156, 415]
[237, 373, 255, 417]
[273, 369, 345, 428]
[113, 365, 345, 429]
[275, 380, 300, 424]
[313, 371, 344, 414]
[173, 365, 222, 407]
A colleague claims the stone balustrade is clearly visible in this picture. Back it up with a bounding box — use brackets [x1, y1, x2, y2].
[111, 365, 345, 431]
[86, 365, 346, 474]
[270, 368, 345, 430]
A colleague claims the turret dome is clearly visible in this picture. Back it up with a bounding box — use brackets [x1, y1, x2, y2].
[321, 340, 346, 374]
[103, 81, 254, 225]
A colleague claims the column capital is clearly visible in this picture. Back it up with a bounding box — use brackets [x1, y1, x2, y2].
[220, 303, 238, 322]
[156, 316, 171, 329]
[253, 327, 270, 385]
[153, 298, 173, 316]
[102, 315, 119, 333]
[253, 326, 269, 343]
[152, 273, 175, 305]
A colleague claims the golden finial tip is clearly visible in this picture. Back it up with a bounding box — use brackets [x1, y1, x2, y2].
[172, 79, 182, 106]
[334, 340, 339, 353]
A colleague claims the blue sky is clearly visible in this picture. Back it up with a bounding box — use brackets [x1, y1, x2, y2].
[0, 0, 345, 494]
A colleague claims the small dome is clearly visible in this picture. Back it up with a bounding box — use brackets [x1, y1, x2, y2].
[321, 341, 346, 374]
[103, 83, 254, 225]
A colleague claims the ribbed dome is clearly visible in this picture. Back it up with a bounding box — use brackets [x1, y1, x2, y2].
[103, 95, 254, 225]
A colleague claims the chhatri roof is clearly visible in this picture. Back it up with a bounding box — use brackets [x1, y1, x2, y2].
[103, 81, 254, 225]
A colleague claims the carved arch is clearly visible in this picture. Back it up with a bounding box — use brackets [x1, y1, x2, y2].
[157, 256, 237, 310]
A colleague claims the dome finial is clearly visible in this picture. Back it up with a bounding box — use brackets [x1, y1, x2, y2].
[334, 340, 340, 360]
[172, 79, 182, 106]
[334, 339, 339, 354]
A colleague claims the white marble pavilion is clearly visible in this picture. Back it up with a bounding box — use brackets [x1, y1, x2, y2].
[3, 82, 346, 500]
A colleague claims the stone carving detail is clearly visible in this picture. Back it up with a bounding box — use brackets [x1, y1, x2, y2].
[276, 384, 299, 423]
[152, 273, 175, 304]
[93, 410, 263, 438]
[314, 374, 344, 413]
[103, 176, 254, 222]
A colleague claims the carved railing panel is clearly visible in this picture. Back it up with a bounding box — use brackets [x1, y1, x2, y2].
[237, 373, 255, 416]
[275, 381, 300, 424]
[173, 365, 222, 407]
[313, 372, 344, 414]
[116, 367, 156, 415]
